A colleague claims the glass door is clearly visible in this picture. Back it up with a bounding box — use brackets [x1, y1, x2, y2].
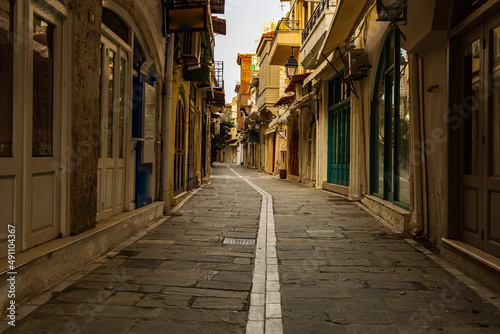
[97, 36, 126, 221]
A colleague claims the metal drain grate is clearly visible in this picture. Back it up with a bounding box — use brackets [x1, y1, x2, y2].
[116, 250, 140, 257]
[223, 238, 256, 245]
[121, 259, 163, 269]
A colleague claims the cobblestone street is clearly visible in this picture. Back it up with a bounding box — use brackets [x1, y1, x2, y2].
[3, 164, 500, 333]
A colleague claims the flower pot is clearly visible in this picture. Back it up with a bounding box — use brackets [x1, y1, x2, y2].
[279, 169, 287, 179]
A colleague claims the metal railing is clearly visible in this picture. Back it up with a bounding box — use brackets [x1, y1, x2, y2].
[302, 0, 337, 42]
[270, 19, 302, 50]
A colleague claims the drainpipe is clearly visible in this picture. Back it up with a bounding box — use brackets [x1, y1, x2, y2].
[414, 54, 429, 237]
[410, 54, 423, 235]
[358, 80, 368, 199]
[162, 34, 174, 211]
[313, 83, 320, 188]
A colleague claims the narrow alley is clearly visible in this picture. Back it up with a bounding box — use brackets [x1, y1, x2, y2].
[3, 165, 500, 333]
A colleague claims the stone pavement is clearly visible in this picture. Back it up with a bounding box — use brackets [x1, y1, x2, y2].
[3, 164, 500, 333]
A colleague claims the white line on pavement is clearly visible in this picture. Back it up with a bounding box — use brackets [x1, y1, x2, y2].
[226, 166, 283, 334]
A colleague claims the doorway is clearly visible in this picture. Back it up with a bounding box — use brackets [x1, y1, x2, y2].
[454, 17, 500, 257]
[97, 36, 127, 221]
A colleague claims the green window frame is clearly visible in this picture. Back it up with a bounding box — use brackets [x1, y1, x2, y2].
[370, 29, 410, 210]
[327, 72, 351, 186]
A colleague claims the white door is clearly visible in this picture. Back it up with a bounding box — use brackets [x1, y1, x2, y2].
[0, 2, 63, 253]
[97, 36, 127, 221]
[26, 9, 63, 248]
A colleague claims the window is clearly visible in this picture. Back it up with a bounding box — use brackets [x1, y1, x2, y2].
[0, 0, 13, 157]
[102, 8, 129, 44]
[32, 14, 55, 157]
[370, 29, 410, 208]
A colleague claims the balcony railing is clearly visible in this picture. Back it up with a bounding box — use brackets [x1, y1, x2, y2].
[270, 18, 302, 50]
[302, 0, 336, 42]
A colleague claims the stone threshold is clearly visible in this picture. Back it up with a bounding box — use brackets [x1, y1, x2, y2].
[442, 238, 500, 296]
[361, 195, 410, 233]
[0, 201, 165, 314]
[322, 182, 349, 196]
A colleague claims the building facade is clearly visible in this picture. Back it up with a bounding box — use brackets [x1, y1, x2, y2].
[0, 0, 223, 310]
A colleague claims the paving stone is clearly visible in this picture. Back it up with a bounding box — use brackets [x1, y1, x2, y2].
[191, 297, 246, 311]
[7, 165, 500, 333]
[134, 294, 190, 308]
[233, 257, 251, 265]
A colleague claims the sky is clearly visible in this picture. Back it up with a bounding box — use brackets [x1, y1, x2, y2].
[214, 0, 289, 104]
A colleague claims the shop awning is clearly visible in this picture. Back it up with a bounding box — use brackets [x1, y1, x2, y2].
[285, 72, 311, 93]
[274, 94, 295, 107]
[319, 0, 372, 59]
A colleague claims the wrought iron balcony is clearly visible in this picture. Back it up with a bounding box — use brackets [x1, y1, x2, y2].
[302, 0, 336, 42]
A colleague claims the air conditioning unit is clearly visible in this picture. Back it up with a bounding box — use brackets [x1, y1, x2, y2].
[180, 32, 201, 62]
[344, 49, 369, 80]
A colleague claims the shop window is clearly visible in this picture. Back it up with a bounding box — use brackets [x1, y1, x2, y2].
[370, 29, 410, 209]
[0, 0, 13, 157]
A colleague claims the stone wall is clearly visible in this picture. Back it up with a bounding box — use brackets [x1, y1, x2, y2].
[70, 0, 102, 235]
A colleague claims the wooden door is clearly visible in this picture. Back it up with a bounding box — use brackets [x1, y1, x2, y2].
[328, 101, 350, 186]
[484, 17, 500, 257]
[187, 107, 196, 190]
[290, 125, 299, 176]
[174, 98, 185, 196]
[458, 18, 500, 257]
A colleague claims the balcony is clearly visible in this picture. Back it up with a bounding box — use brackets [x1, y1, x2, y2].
[300, 0, 337, 70]
[269, 19, 301, 66]
[250, 69, 259, 87]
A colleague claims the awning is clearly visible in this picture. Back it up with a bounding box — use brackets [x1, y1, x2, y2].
[319, 0, 372, 59]
[206, 87, 225, 107]
[285, 72, 311, 93]
[290, 92, 314, 110]
[212, 16, 226, 35]
[274, 94, 295, 107]
[246, 111, 260, 121]
[210, 0, 225, 14]
[303, 50, 345, 86]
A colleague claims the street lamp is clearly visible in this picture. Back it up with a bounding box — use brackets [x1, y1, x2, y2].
[285, 48, 298, 80]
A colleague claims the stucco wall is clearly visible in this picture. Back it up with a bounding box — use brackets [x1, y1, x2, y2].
[419, 36, 449, 246]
